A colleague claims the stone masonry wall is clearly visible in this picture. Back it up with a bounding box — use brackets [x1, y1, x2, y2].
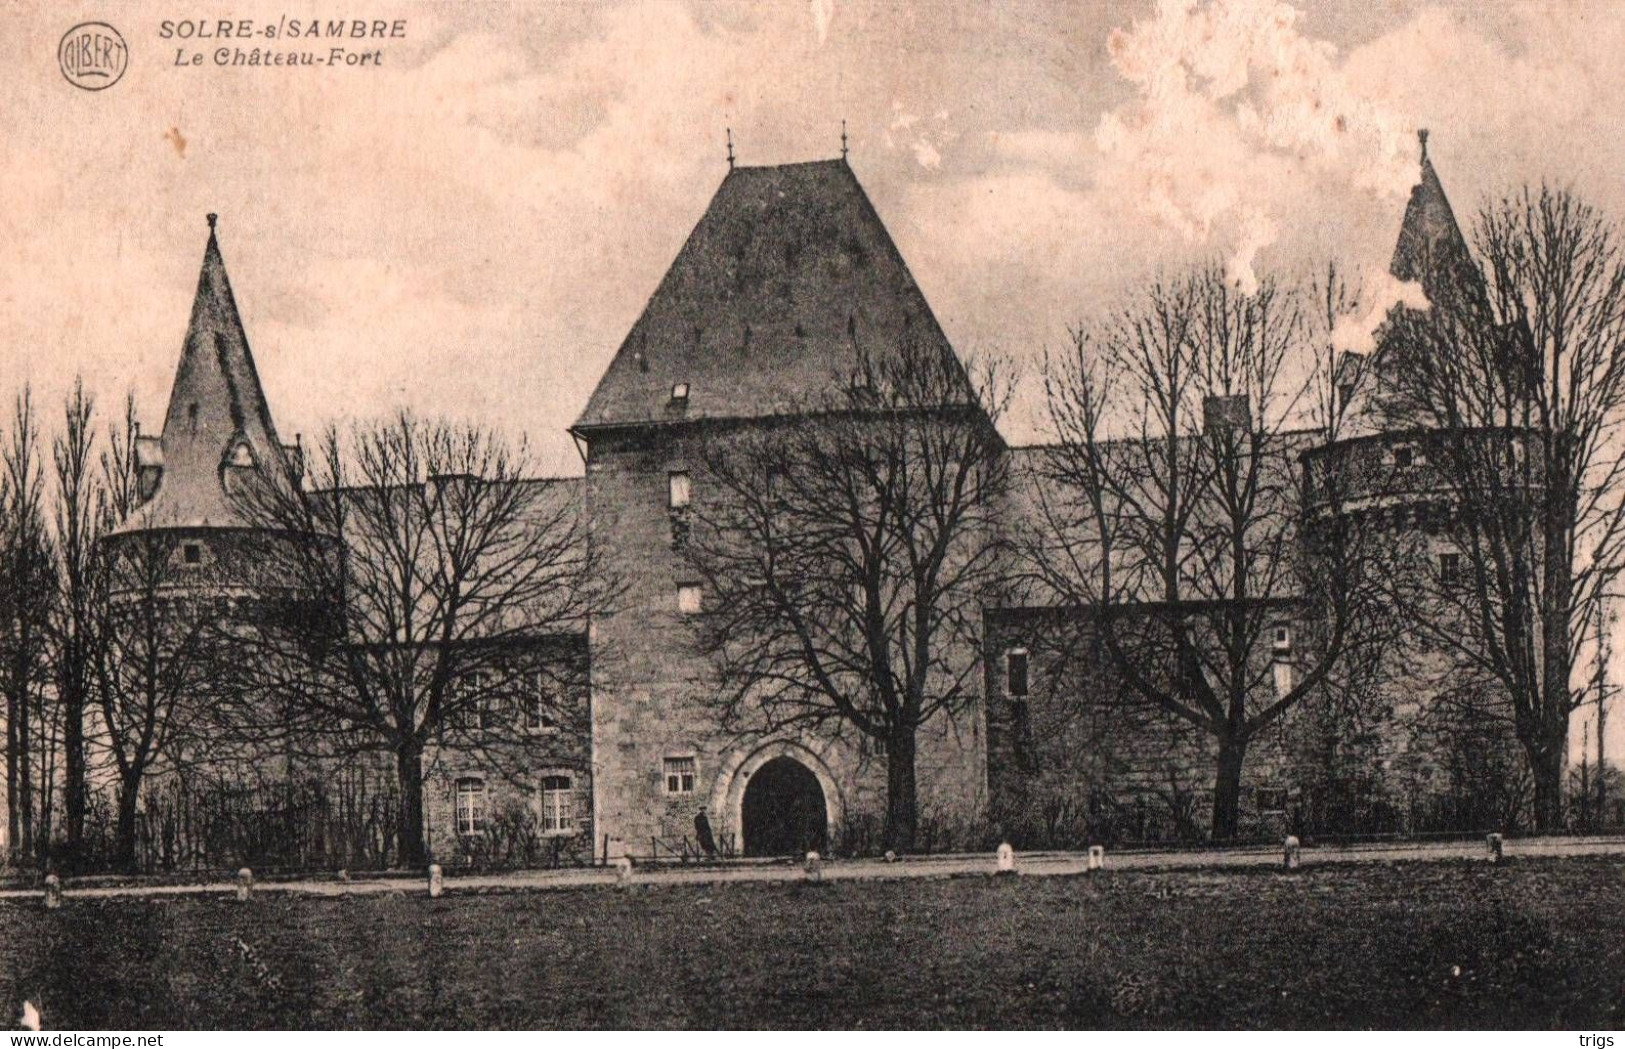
[584, 422, 986, 858]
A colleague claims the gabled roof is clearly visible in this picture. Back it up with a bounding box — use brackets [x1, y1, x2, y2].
[574, 158, 964, 430]
[117, 216, 292, 531]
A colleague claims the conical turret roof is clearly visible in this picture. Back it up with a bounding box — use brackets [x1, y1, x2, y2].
[119, 215, 290, 530]
[1389, 130, 1478, 303]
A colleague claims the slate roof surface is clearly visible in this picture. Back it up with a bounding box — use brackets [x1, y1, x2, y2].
[575, 159, 965, 430]
[1339, 135, 1483, 439]
[1388, 137, 1479, 304]
[117, 220, 293, 532]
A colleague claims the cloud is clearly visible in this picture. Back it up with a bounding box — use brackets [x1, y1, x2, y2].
[1094, 0, 1419, 294]
[811, 0, 835, 46]
[888, 101, 954, 171]
[1330, 270, 1429, 356]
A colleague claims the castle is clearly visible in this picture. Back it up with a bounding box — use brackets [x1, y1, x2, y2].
[109, 137, 1531, 862]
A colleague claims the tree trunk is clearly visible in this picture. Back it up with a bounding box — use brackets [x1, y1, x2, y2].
[884, 728, 919, 853]
[4, 691, 17, 860]
[63, 685, 86, 867]
[14, 682, 32, 861]
[1532, 490, 1573, 832]
[396, 739, 427, 868]
[1523, 713, 1567, 832]
[1211, 733, 1248, 841]
[114, 772, 142, 873]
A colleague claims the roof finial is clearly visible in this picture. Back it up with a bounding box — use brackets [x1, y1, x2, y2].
[841, 119, 849, 162]
[726, 128, 734, 171]
[1418, 128, 1429, 163]
[206, 212, 218, 231]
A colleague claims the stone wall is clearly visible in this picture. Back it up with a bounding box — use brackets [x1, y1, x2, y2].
[582, 421, 986, 858]
[422, 634, 595, 867]
[983, 606, 1301, 845]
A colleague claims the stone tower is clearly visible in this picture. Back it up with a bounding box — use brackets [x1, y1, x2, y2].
[103, 214, 306, 598]
[572, 158, 989, 858]
[1303, 134, 1527, 828]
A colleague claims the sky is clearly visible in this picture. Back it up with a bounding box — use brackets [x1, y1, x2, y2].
[6, 0, 1625, 753]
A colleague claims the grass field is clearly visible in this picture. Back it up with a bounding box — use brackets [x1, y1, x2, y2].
[3, 855, 1623, 1029]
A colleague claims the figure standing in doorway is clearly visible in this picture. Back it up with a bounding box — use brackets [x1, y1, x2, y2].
[694, 809, 717, 857]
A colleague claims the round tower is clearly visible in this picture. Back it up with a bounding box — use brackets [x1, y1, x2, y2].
[101, 214, 317, 607]
[1301, 134, 1529, 832]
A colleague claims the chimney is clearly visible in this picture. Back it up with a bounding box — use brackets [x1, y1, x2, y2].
[1203, 394, 1251, 436]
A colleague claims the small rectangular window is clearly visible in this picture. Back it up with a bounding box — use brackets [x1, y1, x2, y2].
[453, 671, 492, 730]
[1006, 648, 1029, 698]
[677, 584, 703, 614]
[664, 756, 696, 795]
[541, 775, 575, 834]
[455, 778, 487, 835]
[525, 672, 557, 733]
[1439, 551, 1461, 584]
[1393, 445, 1414, 469]
[1273, 624, 1293, 654]
[181, 542, 202, 566]
[669, 471, 691, 509]
[671, 382, 689, 401]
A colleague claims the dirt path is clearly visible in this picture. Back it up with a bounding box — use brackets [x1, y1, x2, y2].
[4, 833, 1622, 903]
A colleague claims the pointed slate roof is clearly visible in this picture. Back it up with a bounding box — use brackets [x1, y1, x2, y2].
[1337, 133, 1485, 437]
[119, 215, 289, 531]
[575, 158, 966, 430]
[1389, 130, 1478, 302]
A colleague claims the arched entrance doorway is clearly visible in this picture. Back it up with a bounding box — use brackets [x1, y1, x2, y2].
[741, 756, 828, 857]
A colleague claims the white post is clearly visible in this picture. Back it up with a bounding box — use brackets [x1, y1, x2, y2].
[805, 851, 823, 882]
[615, 855, 634, 887]
[996, 842, 1016, 875]
[1283, 835, 1301, 870]
[236, 867, 253, 901]
[43, 874, 62, 911]
[1087, 845, 1105, 871]
[1486, 833, 1504, 864]
[427, 863, 443, 898]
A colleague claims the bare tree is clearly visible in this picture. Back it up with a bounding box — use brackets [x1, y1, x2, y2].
[226, 413, 605, 868]
[686, 340, 1009, 852]
[1380, 186, 1625, 830]
[92, 528, 220, 871]
[49, 380, 104, 867]
[2, 390, 56, 862]
[1034, 266, 1376, 840]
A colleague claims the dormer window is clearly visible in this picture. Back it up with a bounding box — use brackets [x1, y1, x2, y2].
[1272, 624, 1293, 657]
[226, 442, 254, 468]
[671, 382, 689, 402]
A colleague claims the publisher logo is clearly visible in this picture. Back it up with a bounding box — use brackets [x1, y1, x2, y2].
[59, 22, 129, 91]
